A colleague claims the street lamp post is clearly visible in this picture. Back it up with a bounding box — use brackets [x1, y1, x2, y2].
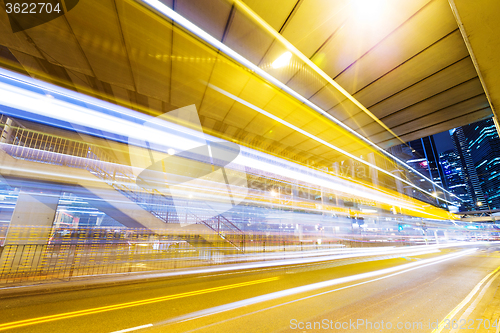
[271, 187, 283, 250]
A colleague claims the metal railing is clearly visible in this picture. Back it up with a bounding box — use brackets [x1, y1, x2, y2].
[0, 223, 435, 285]
[1, 226, 406, 285]
[189, 212, 245, 251]
[0, 118, 246, 250]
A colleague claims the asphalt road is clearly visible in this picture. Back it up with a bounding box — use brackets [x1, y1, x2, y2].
[1, 244, 500, 333]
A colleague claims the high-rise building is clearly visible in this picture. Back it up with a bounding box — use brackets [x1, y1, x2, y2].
[438, 149, 474, 210]
[461, 118, 500, 210]
[389, 138, 447, 207]
[450, 126, 486, 210]
[389, 118, 500, 212]
[407, 136, 447, 190]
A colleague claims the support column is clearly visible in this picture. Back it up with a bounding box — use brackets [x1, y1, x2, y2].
[0, 118, 13, 144]
[0, 190, 60, 274]
[391, 170, 404, 196]
[292, 182, 299, 200]
[331, 162, 340, 206]
[349, 159, 356, 178]
[367, 153, 379, 187]
[5, 190, 60, 245]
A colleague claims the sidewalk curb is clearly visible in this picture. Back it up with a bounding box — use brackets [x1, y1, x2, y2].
[0, 262, 264, 299]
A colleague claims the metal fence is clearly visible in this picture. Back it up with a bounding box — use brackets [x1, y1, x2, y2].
[0, 119, 246, 250]
[0, 225, 425, 285]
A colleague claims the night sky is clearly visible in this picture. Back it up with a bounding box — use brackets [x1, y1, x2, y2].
[433, 131, 455, 153]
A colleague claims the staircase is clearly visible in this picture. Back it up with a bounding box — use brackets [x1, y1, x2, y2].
[0, 116, 245, 251]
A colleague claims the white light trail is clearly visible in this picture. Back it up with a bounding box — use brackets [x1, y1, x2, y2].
[139, 0, 462, 203]
[0, 71, 451, 217]
[155, 249, 477, 327]
[209, 83, 457, 207]
[110, 324, 153, 333]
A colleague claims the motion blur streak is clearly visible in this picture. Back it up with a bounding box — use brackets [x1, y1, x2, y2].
[0, 77, 204, 151]
[110, 324, 154, 333]
[157, 249, 476, 327]
[0, 277, 279, 331]
[138, 0, 460, 202]
[208, 82, 457, 206]
[46, 243, 491, 280]
[0, 68, 455, 219]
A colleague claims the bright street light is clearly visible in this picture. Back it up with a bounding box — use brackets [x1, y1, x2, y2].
[271, 52, 292, 69]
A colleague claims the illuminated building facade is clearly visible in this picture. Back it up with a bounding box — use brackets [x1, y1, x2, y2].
[451, 126, 487, 210]
[390, 137, 448, 207]
[438, 149, 474, 211]
[461, 118, 500, 210]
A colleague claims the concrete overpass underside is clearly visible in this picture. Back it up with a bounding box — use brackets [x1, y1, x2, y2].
[0, 0, 498, 172]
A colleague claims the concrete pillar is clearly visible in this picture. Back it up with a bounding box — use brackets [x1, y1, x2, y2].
[367, 153, 379, 187]
[331, 162, 341, 206]
[294, 223, 303, 239]
[292, 182, 299, 200]
[319, 167, 327, 211]
[332, 162, 340, 176]
[0, 190, 60, 273]
[391, 170, 404, 196]
[5, 190, 60, 245]
[0, 118, 13, 144]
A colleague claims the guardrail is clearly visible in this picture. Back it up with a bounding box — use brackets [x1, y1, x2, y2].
[3, 123, 172, 221]
[189, 212, 245, 251]
[0, 226, 421, 285]
[0, 118, 246, 250]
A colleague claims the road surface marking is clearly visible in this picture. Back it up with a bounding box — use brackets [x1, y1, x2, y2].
[156, 249, 475, 329]
[0, 276, 279, 331]
[432, 264, 500, 333]
[448, 268, 500, 333]
[111, 323, 153, 333]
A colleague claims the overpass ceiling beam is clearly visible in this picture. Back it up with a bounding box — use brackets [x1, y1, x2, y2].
[448, 0, 500, 137]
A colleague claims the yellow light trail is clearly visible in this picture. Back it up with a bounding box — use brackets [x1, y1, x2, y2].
[0, 276, 280, 331]
[138, 0, 461, 203]
[231, 0, 404, 145]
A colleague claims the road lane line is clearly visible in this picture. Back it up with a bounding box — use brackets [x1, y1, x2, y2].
[156, 249, 476, 329]
[187, 275, 444, 333]
[0, 276, 279, 331]
[2, 243, 483, 294]
[449, 268, 500, 333]
[110, 323, 153, 333]
[432, 264, 500, 333]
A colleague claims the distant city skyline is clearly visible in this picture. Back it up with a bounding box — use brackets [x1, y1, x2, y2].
[393, 117, 500, 212]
